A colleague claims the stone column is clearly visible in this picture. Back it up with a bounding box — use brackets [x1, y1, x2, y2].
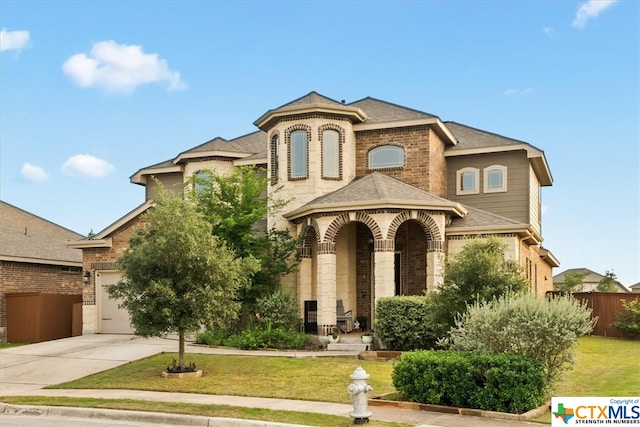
[298, 251, 313, 319]
[316, 242, 337, 336]
[426, 240, 444, 291]
[373, 239, 395, 326]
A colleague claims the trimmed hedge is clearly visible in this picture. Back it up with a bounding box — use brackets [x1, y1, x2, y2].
[392, 350, 547, 414]
[375, 296, 439, 350]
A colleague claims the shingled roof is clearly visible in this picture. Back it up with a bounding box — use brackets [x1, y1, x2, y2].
[0, 201, 82, 266]
[284, 172, 466, 220]
[349, 97, 437, 124]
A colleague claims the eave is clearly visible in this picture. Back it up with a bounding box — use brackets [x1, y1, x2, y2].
[284, 200, 467, 222]
[354, 117, 458, 146]
[233, 157, 268, 166]
[0, 255, 82, 268]
[539, 247, 560, 268]
[254, 103, 368, 131]
[130, 164, 182, 186]
[446, 224, 542, 245]
[173, 150, 254, 164]
[67, 238, 113, 249]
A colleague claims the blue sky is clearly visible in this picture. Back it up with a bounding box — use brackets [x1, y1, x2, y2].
[1, 1, 638, 286]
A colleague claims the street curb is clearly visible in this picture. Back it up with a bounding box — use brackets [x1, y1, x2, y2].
[0, 403, 310, 427]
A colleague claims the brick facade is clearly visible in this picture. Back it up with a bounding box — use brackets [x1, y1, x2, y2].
[520, 241, 554, 294]
[355, 125, 447, 198]
[0, 261, 82, 340]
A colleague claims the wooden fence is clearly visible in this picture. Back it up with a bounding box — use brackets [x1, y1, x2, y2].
[572, 292, 640, 338]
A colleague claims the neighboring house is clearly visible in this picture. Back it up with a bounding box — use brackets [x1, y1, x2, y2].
[0, 201, 84, 341]
[631, 283, 640, 293]
[71, 92, 559, 336]
[553, 268, 630, 293]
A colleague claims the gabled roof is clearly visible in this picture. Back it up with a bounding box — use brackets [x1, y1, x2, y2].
[254, 91, 368, 130]
[553, 268, 629, 292]
[68, 200, 153, 249]
[444, 121, 553, 186]
[130, 131, 267, 185]
[284, 172, 466, 220]
[446, 204, 542, 244]
[0, 201, 82, 266]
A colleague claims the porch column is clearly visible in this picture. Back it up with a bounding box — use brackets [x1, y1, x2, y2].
[298, 246, 313, 319]
[426, 240, 445, 291]
[316, 242, 337, 336]
[373, 239, 395, 325]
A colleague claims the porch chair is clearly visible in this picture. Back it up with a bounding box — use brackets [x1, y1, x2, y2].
[336, 300, 353, 333]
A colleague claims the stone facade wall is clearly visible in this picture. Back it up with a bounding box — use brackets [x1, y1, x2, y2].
[0, 261, 82, 341]
[355, 125, 446, 194]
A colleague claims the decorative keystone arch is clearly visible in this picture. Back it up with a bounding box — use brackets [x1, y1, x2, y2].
[323, 211, 383, 244]
[298, 218, 321, 258]
[386, 211, 443, 251]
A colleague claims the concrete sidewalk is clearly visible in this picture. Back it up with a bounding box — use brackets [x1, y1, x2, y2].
[0, 334, 546, 426]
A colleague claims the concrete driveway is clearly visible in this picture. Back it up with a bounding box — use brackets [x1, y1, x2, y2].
[0, 334, 176, 395]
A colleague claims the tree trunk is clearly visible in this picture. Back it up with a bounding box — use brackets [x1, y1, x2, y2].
[178, 330, 185, 370]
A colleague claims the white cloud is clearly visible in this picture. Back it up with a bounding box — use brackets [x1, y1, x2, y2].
[0, 29, 30, 52]
[543, 27, 554, 36]
[62, 40, 187, 93]
[572, 0, 617, 29]
[62, 154, 114, 178]
[504, 88, 533, 96]
[21, 162, 48, 182]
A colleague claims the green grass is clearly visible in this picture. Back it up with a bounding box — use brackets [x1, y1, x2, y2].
[47, 353, 397, 404]
[1, 336, 636, 425]
[0, 342, 26, 349]
[0, 396, 408, 427]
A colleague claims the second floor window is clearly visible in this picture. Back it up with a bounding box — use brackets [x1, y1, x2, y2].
[456, 167, 479, 195]
[322, 129, 340, 178]
[270, 134, 279, 184]
[484, 165, 507, 193]
[368, 145, 405, 170]
[290, 130, 308, 179]
[193, 170, 212, 194]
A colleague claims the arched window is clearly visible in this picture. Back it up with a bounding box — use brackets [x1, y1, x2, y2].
[368, 145, 405, 170]
[270, 134, 279, 184]
[484, 165, 507, 193]
[456, 167, 479, 195]
[322, 129, 340, 178]
[290, 130, 308, 179]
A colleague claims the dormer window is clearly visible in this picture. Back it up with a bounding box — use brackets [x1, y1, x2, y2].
[484, 165, 507, 193]
[456, 167, 479, 195]
[368, 144, 405, 170]
[290, 129, 308, 179]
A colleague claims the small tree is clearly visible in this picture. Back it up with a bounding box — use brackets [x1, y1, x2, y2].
[613, 299, 640, 339]
[596, 270, 618, 292]
[441, 293, 596, 385]
[109, 187, 258, 371]
[431, 236, 529, 336]
[554, 270, 588, 294]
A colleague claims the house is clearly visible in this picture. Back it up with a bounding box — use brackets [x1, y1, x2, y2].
[553, 268, 630, 293]
[631, 283, 640, 293]
[70, 92, 559, 336]
[0, 201, 84, 342]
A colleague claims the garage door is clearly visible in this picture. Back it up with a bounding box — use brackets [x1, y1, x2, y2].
[98, 271, 134, 334]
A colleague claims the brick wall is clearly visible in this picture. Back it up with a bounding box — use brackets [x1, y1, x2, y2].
[519, 242, 554, 295]
[355, 125, 447, 196]
[82, 216, 145, 304]
[0, 261, 82, 339]
[395, 221, 428, 295]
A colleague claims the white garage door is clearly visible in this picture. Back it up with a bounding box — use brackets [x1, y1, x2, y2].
[98, 271, 134, 334]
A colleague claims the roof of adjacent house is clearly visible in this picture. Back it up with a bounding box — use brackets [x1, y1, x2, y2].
[284, 172, 467, 220]
[0, 201, 83, 266]
[553, 268, 629, 292]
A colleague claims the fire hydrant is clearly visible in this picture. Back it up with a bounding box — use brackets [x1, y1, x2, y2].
[347, 366, 373, 424]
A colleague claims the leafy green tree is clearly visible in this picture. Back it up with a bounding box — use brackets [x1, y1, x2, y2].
[596, 270, 618, 292]
[109, 187, 258, 370]
[554, 270, 588, 293]
[188, 166, 300, 306]
[432, 236, 529, 337]
[613, 299, 640, 339]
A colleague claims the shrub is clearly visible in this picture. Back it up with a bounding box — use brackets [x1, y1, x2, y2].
[375, 295, 440, 350]
[225, 322, 308, 350]
[440, 293, 596, 384]
[255, 288, 302, 331]
[613, 299, 640, 339]
[392, 350, 547, 413]
[195, 329, 227, 346]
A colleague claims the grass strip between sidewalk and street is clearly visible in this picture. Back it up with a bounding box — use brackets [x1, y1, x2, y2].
[0, 396, 409, 427]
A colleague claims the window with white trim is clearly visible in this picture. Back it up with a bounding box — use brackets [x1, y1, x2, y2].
[290, 130, 308, 179]
[484, 165, 507, 193]
[368, 145, 405, 170]
[456, 167, 479, 195]
[322, 129, 340, 178]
